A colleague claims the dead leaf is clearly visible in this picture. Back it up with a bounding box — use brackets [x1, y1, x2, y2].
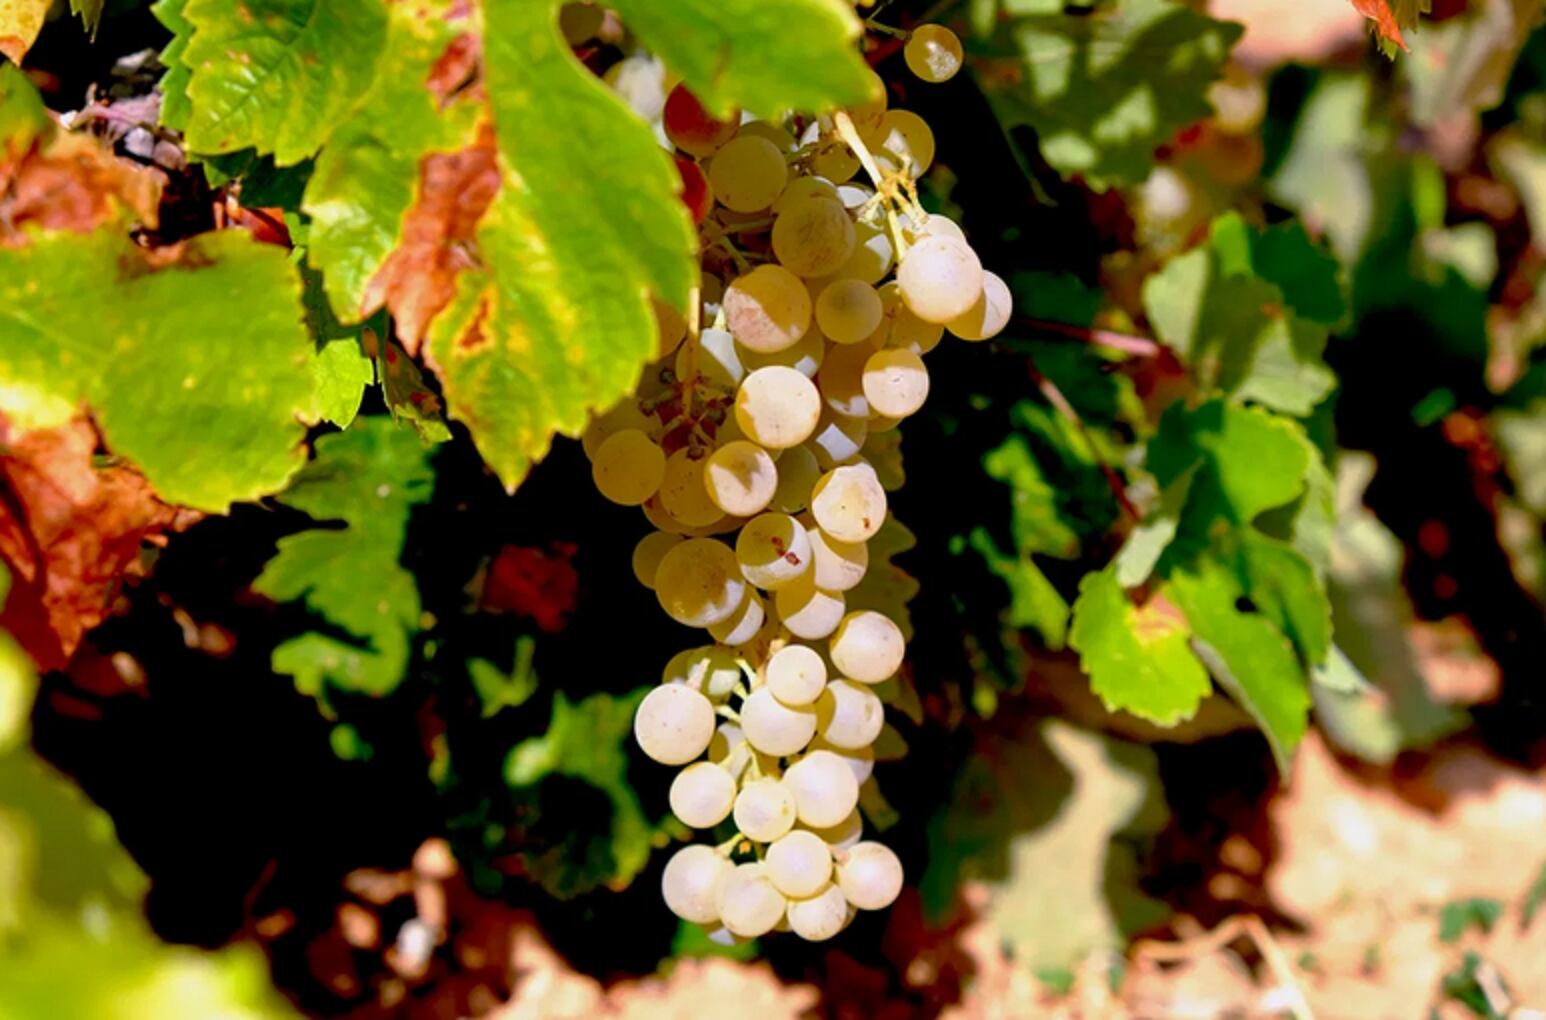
[1349, 0, 1415, 49]
[1, 120, 162, 245]
[361, 121, 500, 353]
[0, 416, 199, 670]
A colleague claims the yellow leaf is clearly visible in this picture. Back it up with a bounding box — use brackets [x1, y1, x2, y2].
[0, 0, 49, 63]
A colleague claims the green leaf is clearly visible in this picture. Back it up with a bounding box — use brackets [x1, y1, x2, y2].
[983, 433, 1081, 558]
[468, 635, 540, 718]
[922, 719, 1170, 970]
[0, 62, 49, 148]
[1220, 532, 1331, 667]
[988, 0, 1242, 186]
[504, 689, 654, 897]
[969, 527, 1069, 648]
[1167, 555, 1311, 772]
[1148, 401, 1312, 529]
[312, 338, 372, 428]
[0, 230, 317, 512]
[1069, 568, 1211, 725]
[1113, 467, 1194, 588]
[254, 419, 434, 700]
[606, 0, 875, 118]
[1438, 898, 1503, 944]
[1269, 74, 1375, 263]
[177, 0, 389, 165]
[1523, 858, 1546, 928]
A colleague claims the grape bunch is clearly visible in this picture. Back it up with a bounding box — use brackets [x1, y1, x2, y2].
[584, 20, 1001, 943]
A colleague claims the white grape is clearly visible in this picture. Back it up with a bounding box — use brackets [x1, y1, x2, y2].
[836, 841, 903, 911]
[834, 181, 873, 209]
[708, 135, 788, 212]
[807, 740, 874, 786]
[814, 341, 872, 419]
[896, 235, 983, 324]
[836, 220, 895, 285]
[871, 109, 935, 178]
[660, 449, 726, 528]
[738, 119, 798, 155]
[807, 409, 868, 470]
[945, 269, 1011, 342]
[734, 777, 796, 842]
[735, 512, 812, 589]
[718, 864, 788, 937]
[807, 525, 868, 592]
[799, 122, 860, 183]
[670, 761, 737, 828]
[904, 24, 963, 84]
[829, 610, 905, 683]
[919, 213, 964, 241]
[581, 399, 656, 459]
[591, 430, 666, 506]
[766, 644, 827, 706]
[875, 281, 944, 355]
[677, 326, 746, 389]
[739, 323, 825, 378]
[724, 265, 811, 353]
[771, 443, 823, 513]
[765, 830, 833, 898]
[786, 882, 849, 942]
[811, 464, 887, 543]
[662, 844, 731, 924]
[634, 684, 716, 765]
[740, 686, 817, 756]
[772, 194, 856, 278]
[735, 366, 822, 449]
[807, 808, 864, 849]
[708, 589, 766, 645]
[703, 440, 778, 517]
[654, 538, 746, 628]
[816, 278, 884, 345]
[665, 645, 741, 699]
[773, 575, 846, 640]
[605, 54, 667, 122]
[632, 530, 683, 589]
[783, 749, 860, 828]
[773, 174, 839, 213]
[861, 348, 930, 419]
[815, 679, 885, 750]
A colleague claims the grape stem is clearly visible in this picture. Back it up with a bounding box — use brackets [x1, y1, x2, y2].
[713, 834, 744, 857]
[863, 18, 910, 40]
[832, 111, 912, 262]
[716, 705, 741, 723]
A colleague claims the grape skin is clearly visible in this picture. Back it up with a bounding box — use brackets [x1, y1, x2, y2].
[725, 265, 811, 354]
[766, 644, 827, 706]
[765, 829, 833, 898]
[896, 235, 983, 324]
[704, 440, 778, 517]
[740, 687, 818, 756]
[662, 844, 732, 924]
[772, 194, 857, 277]
[632, 530, 682, 589]
[735, 366, 822, 449]
[784, 750, 860, 828]
[654, 538, 746, 628]
[837, 841, 904, 911]
[718, 864, 788, 937]
[734, 777, 797, 842]
[773, 575, 846, 640]
[635, 684, 717, 766]
[811, 464, 887, 543]
[670, 761, 737, 828]
[815, 679, 885, 750]
[904, 24, 964, 84]
[830, 610, 906, 683]
[735, 512, 812, 590]
[785, 882, 849, 941]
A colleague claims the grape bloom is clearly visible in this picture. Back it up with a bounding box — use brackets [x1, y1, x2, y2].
[585, 23, 1000, 943]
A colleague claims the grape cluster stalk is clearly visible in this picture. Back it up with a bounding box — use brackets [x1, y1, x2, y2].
[583, 22, 999, 943]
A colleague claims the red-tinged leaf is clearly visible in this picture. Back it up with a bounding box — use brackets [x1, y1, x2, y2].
[0, 416, 201, 671]
[479, 542, 579, 634]
[1348, 0, 1411, 50]
[0, 130, 163, 245]
[361, 122, 501, 355]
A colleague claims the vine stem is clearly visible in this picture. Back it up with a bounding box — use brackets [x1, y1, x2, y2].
[1027, 359, 1140, 522]
[1016, 316, 1162, 358]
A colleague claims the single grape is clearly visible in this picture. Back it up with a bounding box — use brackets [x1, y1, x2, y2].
[718, 864, 788, 938]
[807, 738, 874, 786]
[806, 807, 865, 849]
[773, 174, 840, 214]
[734, 777, 797, 842]
[786, 882, 849, 942]
[674, 156, 713, 225]
[919, 212, 964, 241]
[632, 530, 683, 589]
[766, 643, 827, 706]
[677, 326, 746, 389]
[799, 122, 860, 183]
[783, 749, 860, 828]
[836, 220, 895, 285]
[904, 24, 964, 84]
[735, 512, 812, 589]
[896, 235, 983, 324]
[829, 610, 905, 683]
[816, 278, 884, 345]
[707, 589, 766, 646]
[738, 119, 798, 155]
[735, 366, 822, 449]
[740, 686, 817, 756]
[815, 679, 885, 750]
[807, 409, 868, 470]
[807, 525, 868, 592]
[772, 194, 857, 278]
[945, 270, 1011, 341]
[660, 449, 726, 528]
[654, 538, 747, 628]
[836, 841, 903, 910]
[771, 443, 823, 513]
[862, 348, 930, 418]
[662, 844, 732, 924]
[811, 464, 887, 543]
[634, 683, 716, 765]
[871, 109, 935, 178]
[739, 322, 825, 378]
[591, 429, 666, 506]
[773, 575, 847, 640]
[670, 761, 737, 828]
[664, 84, 738, 157]
[875, 281, 944, 355]
[653, 298, 687, 359]
[704, 440, 778, 517]
[708, 135, 788, 212]
[724, 264, 812, 354]
[815, 341, 872, 419]
[581, 399, 655, 458]
[765, 830, 833, 898]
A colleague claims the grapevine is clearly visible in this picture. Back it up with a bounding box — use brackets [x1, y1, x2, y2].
[583, 20, 994, 942]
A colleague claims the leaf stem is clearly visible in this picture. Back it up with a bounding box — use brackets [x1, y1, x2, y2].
[1026, 358, 1139, 521]
[1016, 316, 1162, 358]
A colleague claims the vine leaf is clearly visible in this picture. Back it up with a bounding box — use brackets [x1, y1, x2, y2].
[986, 0, 1242, 186]
[1069, 568, 1211, 725]
[1147, 400, 1312, 529]
[504, 689, 655, 898]
[254, 419, 433, 702]
[0, 0, 48, 64]
[1349, 0, 1429, 52]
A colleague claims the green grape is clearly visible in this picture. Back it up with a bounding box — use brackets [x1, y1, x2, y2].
[904, 24, 964, 84]
[592, 429, 666, 506]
